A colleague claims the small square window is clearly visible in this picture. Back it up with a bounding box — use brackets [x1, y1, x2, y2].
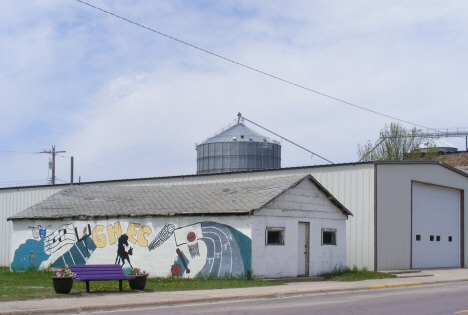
[416, 235, 421, 241]
[430, 235, 434, 241]
[266, 227, 284, 245]
[449, 236, 453, 242]
[436, 236, 440, 242]
[322, 229, 336, 245]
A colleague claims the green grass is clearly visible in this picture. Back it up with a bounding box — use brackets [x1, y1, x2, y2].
[1, 267, 57, 301]
[320, 266, 397, 281]
[0, 267, 281, 301]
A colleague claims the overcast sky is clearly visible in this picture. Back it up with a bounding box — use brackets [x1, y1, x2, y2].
[1, 1, 467, 187]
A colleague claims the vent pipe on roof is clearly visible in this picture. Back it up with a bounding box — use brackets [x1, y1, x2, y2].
[70, 156, 74, 185]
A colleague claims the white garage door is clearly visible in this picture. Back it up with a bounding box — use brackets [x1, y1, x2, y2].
[412, 183, 460, 268]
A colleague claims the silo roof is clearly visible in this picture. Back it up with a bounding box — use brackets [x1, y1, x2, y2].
[420, 139, 457, 150]
[201, 123, 278, 144]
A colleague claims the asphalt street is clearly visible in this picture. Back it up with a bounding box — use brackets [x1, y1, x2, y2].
[80, 282, 468, 315]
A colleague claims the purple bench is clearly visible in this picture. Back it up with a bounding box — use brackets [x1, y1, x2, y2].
[69, 264, 135, 292]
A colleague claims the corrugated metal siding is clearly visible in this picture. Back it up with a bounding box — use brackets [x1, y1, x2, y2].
[0, 186, 64, 266]
[196, 142, 281, 174]
[376, 163, 468, 271]
[1, 164, 375, 269]
[305, 165, 375, 269]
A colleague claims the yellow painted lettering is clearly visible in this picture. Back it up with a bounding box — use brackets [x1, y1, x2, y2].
[137, 226, 152, 247]
[126, 223, 140, 244]
[92, 225, 106, 248]
[107, 222, 122, 245]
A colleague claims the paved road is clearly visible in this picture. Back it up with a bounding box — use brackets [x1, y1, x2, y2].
[80, 282, 468, 315]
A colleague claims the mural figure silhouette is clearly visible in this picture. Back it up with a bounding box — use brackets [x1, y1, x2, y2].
[115, 234, 133, 268]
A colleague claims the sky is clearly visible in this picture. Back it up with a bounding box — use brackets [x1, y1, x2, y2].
[1, 1, 467, 187]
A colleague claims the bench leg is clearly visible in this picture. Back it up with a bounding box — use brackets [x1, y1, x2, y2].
[119, 280, 122, 291]
[86, 281, 90, 293]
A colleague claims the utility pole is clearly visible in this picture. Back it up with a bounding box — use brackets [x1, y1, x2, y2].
[71, 156, 74, 184]
[40, 146, 66, 185]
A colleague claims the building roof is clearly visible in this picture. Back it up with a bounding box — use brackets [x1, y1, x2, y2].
[8, 174, 352, 221]
[420, 138, 458, 152]
[3, 160, 468, 191]
[200, 123, 279, 144]
[456, 166, 468, 175]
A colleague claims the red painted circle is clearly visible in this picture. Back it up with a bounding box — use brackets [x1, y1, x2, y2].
[186, 231, 196, 242]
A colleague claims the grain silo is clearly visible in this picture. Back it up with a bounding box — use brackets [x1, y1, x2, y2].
[196, 117, 281, 174]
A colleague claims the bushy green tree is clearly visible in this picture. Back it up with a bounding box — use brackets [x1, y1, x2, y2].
[357, 122, 437, 161]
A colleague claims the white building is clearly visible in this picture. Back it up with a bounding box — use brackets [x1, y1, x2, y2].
[3, 160, 468, 272]
[7, 174, 351, 278]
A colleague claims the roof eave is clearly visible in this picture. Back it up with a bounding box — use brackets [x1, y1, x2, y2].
[8, 211, 253, 221]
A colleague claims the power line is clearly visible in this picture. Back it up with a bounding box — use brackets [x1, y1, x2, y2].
[0, 179, 50, 186]
[75, 0, 435, 131]
[240, 113, 334, 164]
[358, 138, 386, 162]
[57, 154, 140, 177]
[0, 151, 37, 154]
[0, 179, 48, 184]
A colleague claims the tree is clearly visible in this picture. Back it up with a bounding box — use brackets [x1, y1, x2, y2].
[357, 122, 437, 161]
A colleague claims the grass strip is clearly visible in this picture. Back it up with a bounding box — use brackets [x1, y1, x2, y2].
[320, 266, 397, 281]
[0, 267, 281, 301]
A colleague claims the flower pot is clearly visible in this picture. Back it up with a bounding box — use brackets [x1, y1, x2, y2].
[51, 276, 74, 294]
[128, 275, 148, 290]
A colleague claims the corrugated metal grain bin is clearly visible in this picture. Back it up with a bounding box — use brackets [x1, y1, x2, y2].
[196, 122, 281, 174]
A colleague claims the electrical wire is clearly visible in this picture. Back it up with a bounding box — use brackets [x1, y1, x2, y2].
[56, 154, 140, 177]
[0, 179, 48, 184]
[241, 115, 334, 164]
[75, 0, 435, 131]
[358, 138, 386, 162]
[0, 179, 50, 186]
[0, 151, 37, 154]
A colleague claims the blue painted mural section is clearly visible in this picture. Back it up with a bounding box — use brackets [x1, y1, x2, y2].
[199, 222, 250, 277]
[11, 239, 50, 271]
[225, 225, 251, 274]
[52, 237, 96, 268]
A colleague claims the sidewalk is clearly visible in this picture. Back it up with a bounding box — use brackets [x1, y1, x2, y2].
[2, 268, 468, 315]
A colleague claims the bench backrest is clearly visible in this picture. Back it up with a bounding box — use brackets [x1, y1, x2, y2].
[70, 264, 130, 280]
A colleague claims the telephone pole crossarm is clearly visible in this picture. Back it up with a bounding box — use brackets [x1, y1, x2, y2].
[39, 146, 66, 185]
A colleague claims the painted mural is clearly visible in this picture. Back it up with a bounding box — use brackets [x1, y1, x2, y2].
[11, 220, 251, 278]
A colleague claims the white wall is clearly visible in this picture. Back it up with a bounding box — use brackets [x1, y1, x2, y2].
[10, 216, 251, 278]
[251, 180, 347, 278]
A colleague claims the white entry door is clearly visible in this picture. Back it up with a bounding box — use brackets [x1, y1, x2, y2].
[297, 222, 309, 276]
[412, 183, 460, 268]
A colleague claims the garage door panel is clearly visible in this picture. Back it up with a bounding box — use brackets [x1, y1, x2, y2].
[412, 183, 460, 269]
[413, 222, 458, 233]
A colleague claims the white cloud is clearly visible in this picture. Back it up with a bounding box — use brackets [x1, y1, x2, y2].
[1, 0, 467, 186]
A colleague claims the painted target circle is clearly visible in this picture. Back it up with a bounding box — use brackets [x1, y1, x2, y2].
[186, 231, 196, 243]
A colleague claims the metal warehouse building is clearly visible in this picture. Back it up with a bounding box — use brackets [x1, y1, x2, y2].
[2, 160, 468, 272]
